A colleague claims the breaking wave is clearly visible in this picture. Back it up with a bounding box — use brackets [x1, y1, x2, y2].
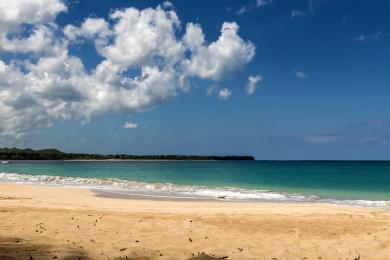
[0, 172, 389, 209]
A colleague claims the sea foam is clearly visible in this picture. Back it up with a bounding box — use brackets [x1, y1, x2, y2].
[0, 172, 389, 209]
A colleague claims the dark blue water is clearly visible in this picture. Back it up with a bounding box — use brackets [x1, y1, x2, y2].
[1, 160, 390, 206]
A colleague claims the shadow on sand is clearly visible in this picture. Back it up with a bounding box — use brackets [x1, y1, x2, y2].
[187, 255, 228, 260]
[1, 236, 227, 260]
[113, 255, 225, 260]
[0, 236, 90, 260]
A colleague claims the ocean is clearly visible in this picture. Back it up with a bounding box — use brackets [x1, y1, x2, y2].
[1, 160, 390, 208]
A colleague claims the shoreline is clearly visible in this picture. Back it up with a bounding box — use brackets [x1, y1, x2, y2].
[1, 171, 389, 209]
[92, 189, 390, 209]
[1, 182, 389, 216]
[1, 183, 390, 259]
[2, 161, 390, 210]
[1, 182, 374, 213]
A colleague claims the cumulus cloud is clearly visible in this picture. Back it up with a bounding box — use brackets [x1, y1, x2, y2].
[0, 0, 66, 25]
[123, 122, 138, 129]
[218, 88, 232, 100]
[64, 18, 110, 42]
[99, 7, 184, 70]
[0, 0, 67, 53]
[0, 1, 255, 138]
[246, 74, 262, 95]
[183, 22, 255, 80]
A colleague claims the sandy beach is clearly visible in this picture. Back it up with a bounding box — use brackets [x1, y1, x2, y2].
[0, 184, 389, 259]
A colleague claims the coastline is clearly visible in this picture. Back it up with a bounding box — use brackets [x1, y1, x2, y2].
[1, 183, 389, 259]
[1, 170, 389, 208]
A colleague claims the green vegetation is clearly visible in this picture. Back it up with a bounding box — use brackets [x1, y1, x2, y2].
[0, 147, 255, 161]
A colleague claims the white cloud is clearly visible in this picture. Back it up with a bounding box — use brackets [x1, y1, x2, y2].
[183, 22, 255, 80]
[356, 137, 390, 144]
[303, 135, 342, 143]
[294, 70, 307, 79]
[0, 2, 255, 138]
[99, 7, 184, 69]
[162, 1, 174, 9]
[123, 122, 138, 129]
[291, 1, 330, 19]
[64, 18, 110, 41]
[206, 85, 217, 96]
[353, 31, 382, 42]
[246, 74, 262, 95]
[218, 88, 232, 100]
[183, 23, 205, 52]
[291, 9, 305, 18]
[236, 6, 250, 15]
[237, 0, 273, 15]
[0, 0, 66, 26]
[354, 35, 365, 42]
[0, 59, 61, 137]
[256, 0, 274, 7]
[0, 0, 67, 53]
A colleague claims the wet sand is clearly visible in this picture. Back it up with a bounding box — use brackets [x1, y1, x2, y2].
[0, 183, 389, 259]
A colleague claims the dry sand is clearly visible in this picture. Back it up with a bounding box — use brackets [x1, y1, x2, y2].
[0, 183, 389, 260]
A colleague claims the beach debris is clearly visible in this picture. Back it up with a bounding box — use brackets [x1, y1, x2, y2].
[120, 248, 127, 251]
[36, 223, 47, 233]
[217, 196, 226, 199]
[188, 253, 229, 260]
[135, 240, 139, 243]
[354, 255, 360, 260]
[189, 238, 193, 242]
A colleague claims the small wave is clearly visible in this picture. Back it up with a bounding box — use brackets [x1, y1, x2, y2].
[0, 172, 389, 209]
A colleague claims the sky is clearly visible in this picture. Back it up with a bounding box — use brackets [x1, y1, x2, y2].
[0, 0, 390, 159]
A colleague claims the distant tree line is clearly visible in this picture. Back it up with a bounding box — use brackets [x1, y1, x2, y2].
[0, 147, 255, 161]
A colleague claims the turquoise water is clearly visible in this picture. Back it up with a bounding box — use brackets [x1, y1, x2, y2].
[1, 160, 390, 207]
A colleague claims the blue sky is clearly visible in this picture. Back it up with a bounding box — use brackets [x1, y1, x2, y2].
[0, 0, 390, 159]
